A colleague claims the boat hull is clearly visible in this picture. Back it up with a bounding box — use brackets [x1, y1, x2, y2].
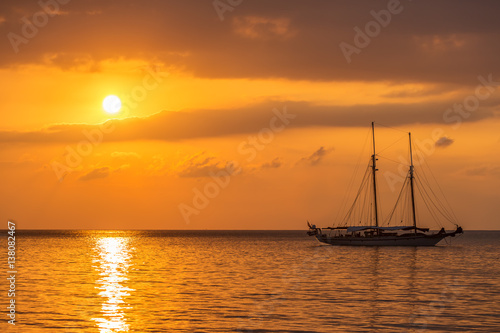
[315, 234, 448, 246]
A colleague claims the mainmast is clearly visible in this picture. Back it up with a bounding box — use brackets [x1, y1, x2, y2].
[409, 132, 417, 233]
[371, 122, 379, 228]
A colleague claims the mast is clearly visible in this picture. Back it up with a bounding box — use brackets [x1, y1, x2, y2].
[409, 132, 417, 233]
[371, 122, 379, 228]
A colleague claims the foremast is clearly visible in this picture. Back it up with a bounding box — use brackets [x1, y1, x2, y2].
[371, 122, 379, 231]
[409, 132, 417, 234]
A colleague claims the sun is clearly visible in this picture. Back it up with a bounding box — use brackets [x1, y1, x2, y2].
[102, 95, 122, 114]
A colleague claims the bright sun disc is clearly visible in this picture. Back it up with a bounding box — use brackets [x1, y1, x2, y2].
[103, 95, 122, 114]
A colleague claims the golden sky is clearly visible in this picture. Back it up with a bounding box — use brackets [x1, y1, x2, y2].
[0, 0, 499, 230]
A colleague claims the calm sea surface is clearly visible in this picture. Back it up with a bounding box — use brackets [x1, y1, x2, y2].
[1, 230, 499, 332]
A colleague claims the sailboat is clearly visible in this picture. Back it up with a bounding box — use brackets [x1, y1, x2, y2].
[307, 122, 463, 246]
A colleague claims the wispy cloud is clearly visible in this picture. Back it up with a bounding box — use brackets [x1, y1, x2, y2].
[111, 151, 141, 159]
[177, 153, 236, 178]
[78, 167, 110, 181]
[232, 16, 295, 40]
[298, 146, 334, 166]
[435, 136, 454, 148]
[463, 165, 500, 178]
[260, 157, 282, 169]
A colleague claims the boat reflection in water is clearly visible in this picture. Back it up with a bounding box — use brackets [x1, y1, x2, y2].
[92, 236, 134, 332]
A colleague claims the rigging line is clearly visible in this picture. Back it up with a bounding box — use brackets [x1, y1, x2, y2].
[414, 179, 433, 223]
[342, 164, 370, 223]
[415, 175, 452, 226]
[417, 179, 443, 227]
[420, 154, 460, 224]
[377, 155, 408, 166]
[416, 167, 456, 223]
[333, 127, 372, 226]
[415, 178, 444, 228]
[377, 134, 408, 154]
[410, 135, 459, 224]
[341, 163, 371, 226]
[356, 169, 371, 226]
[374, 167, 383, 227]
[418, 170, 454, 222]
[400, 179, 411, 226]
[398, 181, 409, 224]
[359, 167, 372, 226]
[393, 183, 405, 225]
[402, 183, 411, 225]
[384, 173, 409, 224]
[376, 122, 409, 134]
[366, 174, 373, 225]
[369, 180, 374, 225]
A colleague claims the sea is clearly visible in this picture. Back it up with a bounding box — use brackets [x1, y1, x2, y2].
[1, 230, 499, 332]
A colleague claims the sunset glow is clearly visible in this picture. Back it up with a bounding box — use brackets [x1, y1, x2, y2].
[102, 95, 122, 114]
[0, 1, 498, 231]
[1, 2, 499, 333]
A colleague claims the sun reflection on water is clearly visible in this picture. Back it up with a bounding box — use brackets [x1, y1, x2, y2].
[92, 237, 134, 332]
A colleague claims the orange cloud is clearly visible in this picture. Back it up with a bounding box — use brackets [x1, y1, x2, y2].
[297, 147, 334, 166]
[260, 157, 282, 169]
[177, 153, 237, 178]
[78, 166, 110, 181]
[233, 16, 295, 40]
[1, 1, 499, 84]
[1, 98, 497, 144]
[111, 151, 141, 159]
[435, 136, 454, 148]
